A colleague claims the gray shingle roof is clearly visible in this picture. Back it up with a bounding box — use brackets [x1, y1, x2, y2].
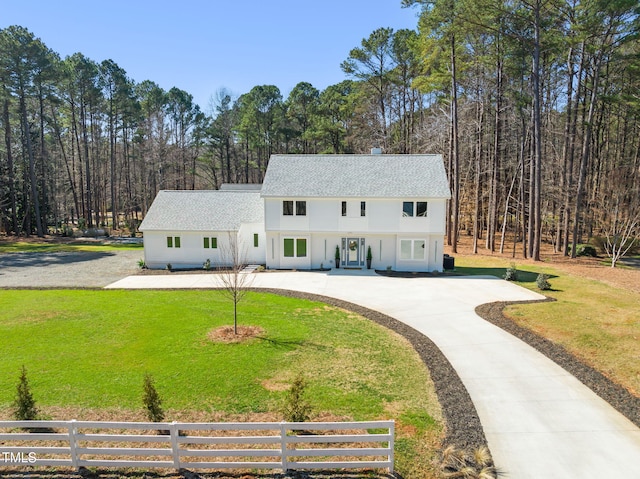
[261, 154, 451, 198]
[139, 190, 263, 232]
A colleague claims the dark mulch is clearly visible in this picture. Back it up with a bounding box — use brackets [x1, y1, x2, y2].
[252, 288, 488, 451]
[476, 300, 640, 429]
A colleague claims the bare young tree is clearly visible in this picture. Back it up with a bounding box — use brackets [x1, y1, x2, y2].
[601, 203, 639, 268]
[215, 232, 254, 334]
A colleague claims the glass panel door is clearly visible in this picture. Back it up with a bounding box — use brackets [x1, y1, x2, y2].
[347, 237, 359, 266]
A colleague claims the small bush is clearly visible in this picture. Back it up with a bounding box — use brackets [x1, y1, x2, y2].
[282, 372, 313, 423]
[165, 263, 172, 271]
[576, 244, 597, 257]
[503, 263, 518, 281]
[142, 373, 165, 423]
[536, 273, 551, 290]
[440, 445, 499, 478]
[13, 366, 39, 421]
[203, 258, 211, 270]
[137, 258, 146, 269]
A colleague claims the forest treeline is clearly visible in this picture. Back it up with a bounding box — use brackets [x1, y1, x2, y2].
[1, 0, 639, 261]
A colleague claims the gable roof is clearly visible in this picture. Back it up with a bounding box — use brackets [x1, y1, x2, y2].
[139, 190, 263, 232]
[260, 154, 451, 199]
[219, 183, 262, 191]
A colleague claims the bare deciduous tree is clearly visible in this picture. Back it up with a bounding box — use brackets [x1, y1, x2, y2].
[601, 201, 639, 268]
[215, 232, 254, 334]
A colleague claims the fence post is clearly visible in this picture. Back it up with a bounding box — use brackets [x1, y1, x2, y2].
[388, 421, 395, 473]
[68, 420, 79, 470]
[280, 422, 289, 472]
[170, 422, 181, 470]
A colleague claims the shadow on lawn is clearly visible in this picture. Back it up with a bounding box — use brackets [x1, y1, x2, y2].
[450, 266, 558, 283]
[255, 336, 326, 351]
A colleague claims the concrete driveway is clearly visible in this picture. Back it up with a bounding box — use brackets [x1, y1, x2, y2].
[107, 270, 640, 478]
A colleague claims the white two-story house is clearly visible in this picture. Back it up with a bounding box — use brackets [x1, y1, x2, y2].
[261, 153, 450, 272]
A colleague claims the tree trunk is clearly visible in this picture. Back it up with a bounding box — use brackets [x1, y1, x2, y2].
[531, 0, 543, 261]
[20, 92, 44, 237]
[450, 33, 460, 254]
[572, 56, 601, 257]
[3, 94, 18, 234]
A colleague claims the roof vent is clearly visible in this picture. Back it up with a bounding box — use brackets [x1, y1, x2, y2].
[371, 147, 382, 155]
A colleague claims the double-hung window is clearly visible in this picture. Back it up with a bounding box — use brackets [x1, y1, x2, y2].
[283, 238, 307, 257]
[203, 237, 217, 249]
[167, 236, 181, 248]
[400, 239, 425, 260]
[402, 201, 428, 217]
[283, 200, 306, 216]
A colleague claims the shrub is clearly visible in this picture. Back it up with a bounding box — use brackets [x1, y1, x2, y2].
[440, 445, 499, 478]
[137, 258, 146, 269]
[142, 373, 165, 423]
[576, 244, 597, 257]
[165, 263, 172, 271]
[203, 258, 211, 270]
[536, 273, 551, 291]
[13, 366, 38, 421]
[282, 372, 313, 423]
[503, 263, 518, 281]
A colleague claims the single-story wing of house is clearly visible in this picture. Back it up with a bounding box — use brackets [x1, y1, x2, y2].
[140, 152, 451, 272]
[138, 189, 265, 269]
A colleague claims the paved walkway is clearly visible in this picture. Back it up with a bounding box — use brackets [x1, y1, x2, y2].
[107, 270, 640, 478]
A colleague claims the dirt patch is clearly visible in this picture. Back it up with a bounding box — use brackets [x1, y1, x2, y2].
[207, 325, 266, 343]
[261, 378, 290, 392]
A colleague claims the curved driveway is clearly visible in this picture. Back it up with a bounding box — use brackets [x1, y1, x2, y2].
[107, 270, 640, 478]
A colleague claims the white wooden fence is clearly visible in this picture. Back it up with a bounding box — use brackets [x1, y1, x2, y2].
[0, 420, 393, 473]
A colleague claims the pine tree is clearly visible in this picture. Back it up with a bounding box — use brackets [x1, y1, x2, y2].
[282, 372, 313, 423]
[13, 365, 38, 421]
[142, 373, 165, 423]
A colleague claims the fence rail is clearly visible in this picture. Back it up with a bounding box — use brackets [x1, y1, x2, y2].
[0, 420, 393, 473]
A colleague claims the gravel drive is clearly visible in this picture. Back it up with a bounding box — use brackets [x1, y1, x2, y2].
[0, 250, 142, 288]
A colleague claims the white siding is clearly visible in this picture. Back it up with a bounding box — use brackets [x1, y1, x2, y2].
[264, 197, 447, 272]
[143, 231, 230, 269]
[143, 224, 265, 270]
[237, 222, 266, 264]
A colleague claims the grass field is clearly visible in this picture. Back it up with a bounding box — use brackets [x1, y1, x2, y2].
[453, 256, 640, 396]
[0, 289, 443, 478]
[0, 240, 142, 253]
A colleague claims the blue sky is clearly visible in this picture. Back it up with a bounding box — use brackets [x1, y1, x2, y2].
[2, 0, 421, 111]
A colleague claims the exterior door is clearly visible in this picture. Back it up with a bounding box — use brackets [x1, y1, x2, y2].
[347, 237, 360, 266]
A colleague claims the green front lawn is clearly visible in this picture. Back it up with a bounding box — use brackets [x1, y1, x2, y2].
[0, 289, 443, 478]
